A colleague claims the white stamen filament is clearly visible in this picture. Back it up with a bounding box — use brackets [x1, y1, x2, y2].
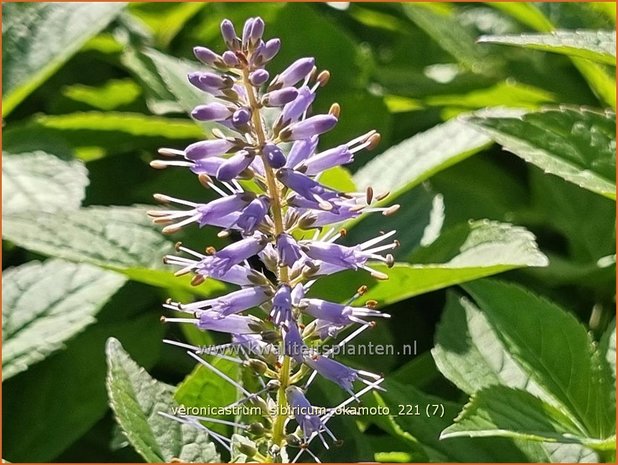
[187, 351, 252, 397]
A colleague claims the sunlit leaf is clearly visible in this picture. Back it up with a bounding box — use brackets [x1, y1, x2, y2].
[3, 259, 126, 379]
[106, 338, 220, 463]
[2, 151, 88, 215]
[2, 2, 126, 115]
[465, 107, 616, 199]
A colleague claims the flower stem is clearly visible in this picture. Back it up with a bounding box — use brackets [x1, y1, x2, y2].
[242, 69, 292, 459]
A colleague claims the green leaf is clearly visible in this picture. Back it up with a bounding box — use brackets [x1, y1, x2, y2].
[62, 79, 142, 110]
[478, 31, 616, 65]
[402, 4, 494, 73]
[465, 107, 616, 199]
[353, 116, 493, 202]
[106, 338, 220, 463]
[174, 359, 241, 435]
[3, 206, 171, 270]
[3, 312, 163, 462]
[432, 293, 544, 397]
[2, 2, 126, 115]
[34, 112, 205, 140]
[486, 3, 554, 32]
[463, 280, 615, 439]
[314, 220, 547, 306]
[368, 379, 535, 461]
[2, 205, 225, 296]
[2, 259, 126, 379]
[441, 386, 591, 445]
[2, 151, 89, 215]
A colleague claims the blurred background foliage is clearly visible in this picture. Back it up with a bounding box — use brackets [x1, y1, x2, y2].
[2, 2, 616, 463]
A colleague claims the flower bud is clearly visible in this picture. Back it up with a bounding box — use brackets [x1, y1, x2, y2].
[191, 102, 232, 122]
[193, 46, 221, 66]
[262, 87, 298, 107]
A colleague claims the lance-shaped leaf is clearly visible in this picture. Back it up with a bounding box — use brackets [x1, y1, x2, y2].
[465, 107, 616, 199]
[2, 259, 126, 379]
[2, 151, 89, 215]
[478, 31, 616, 65]
[2, 2, 126, 115]
[106, 338, 220, 463]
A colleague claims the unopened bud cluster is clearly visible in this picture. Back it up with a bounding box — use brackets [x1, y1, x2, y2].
[150, 16, 399, 462]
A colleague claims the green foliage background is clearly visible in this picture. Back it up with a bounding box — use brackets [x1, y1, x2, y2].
[2, 2, 616, 463]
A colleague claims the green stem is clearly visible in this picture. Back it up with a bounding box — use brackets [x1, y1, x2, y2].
[241, 69, 292, 461]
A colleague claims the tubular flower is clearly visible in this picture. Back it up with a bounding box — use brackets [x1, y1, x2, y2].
[150, 17, 399, 462]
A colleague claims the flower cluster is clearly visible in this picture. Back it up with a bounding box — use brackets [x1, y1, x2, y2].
[150, 17, 399, 462]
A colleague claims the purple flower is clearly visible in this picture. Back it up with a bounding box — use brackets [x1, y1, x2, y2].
[263, 143, 286, 168]
[302, 144, 353, 175]
[198, 233, 268, 275]
[270, 284, 292, 325]
[280, 86, 316, 125]
[199, 312, 261, 334]
[216, 150, 254, 181]
[185, 139, 234, 160]
[280, 115, 338, 141]
[183, 286, 271, 316]
[285, 137, 319, 169]
[249, 69, 270, 86]
[193, 46, 221, 66]
[273, 57, 315, 88]
[192, 102, 233, 122]
[234, 196, 269, 234]
[283, 320, 306, 363]
[276, 233, 302, 267]
[304, 354, 358, 393]
[300, 298, 388, 325]
[276, 168, 339, 210]
[286, 386, 324, 438]
[262, 87, 299, 107]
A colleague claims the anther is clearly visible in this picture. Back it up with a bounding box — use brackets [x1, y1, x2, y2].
[165, 297, 173, 304]
[339, 228, 347, 237]
[385, 254, 395, 267]
[198, 174, 213, 188]
[366, 186, 374, 205]
[329, 103, 340, 118]
[365, 299, 378, 309]
[357, 285, 368, 295]
[174, 241, 183, 251]
[366, 133, 381, 150]
[317, 70, 330, 87]
[205, 246, 217, 255]
[153, 193, 170, 204]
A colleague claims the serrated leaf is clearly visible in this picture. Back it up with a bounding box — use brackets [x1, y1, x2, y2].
[3, 206, 171, 270]
[2, 259, 126, 379]
[441, 386, 590, 444]
[2, 151, 89, 215]
[463, 280, 615, 439]
[315, 220, 547, 306]
[432, 293, 546, 397]
[2, 205, 225, 296]
[4, 313, 163, 462]
[367, 380, 535, 462]
[466, 107, 616, 199]
[478, 31, 616, 65]
[2, 2, 126, 115]
[353, 116, 492, 202]
[106, 338, 219, 463]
